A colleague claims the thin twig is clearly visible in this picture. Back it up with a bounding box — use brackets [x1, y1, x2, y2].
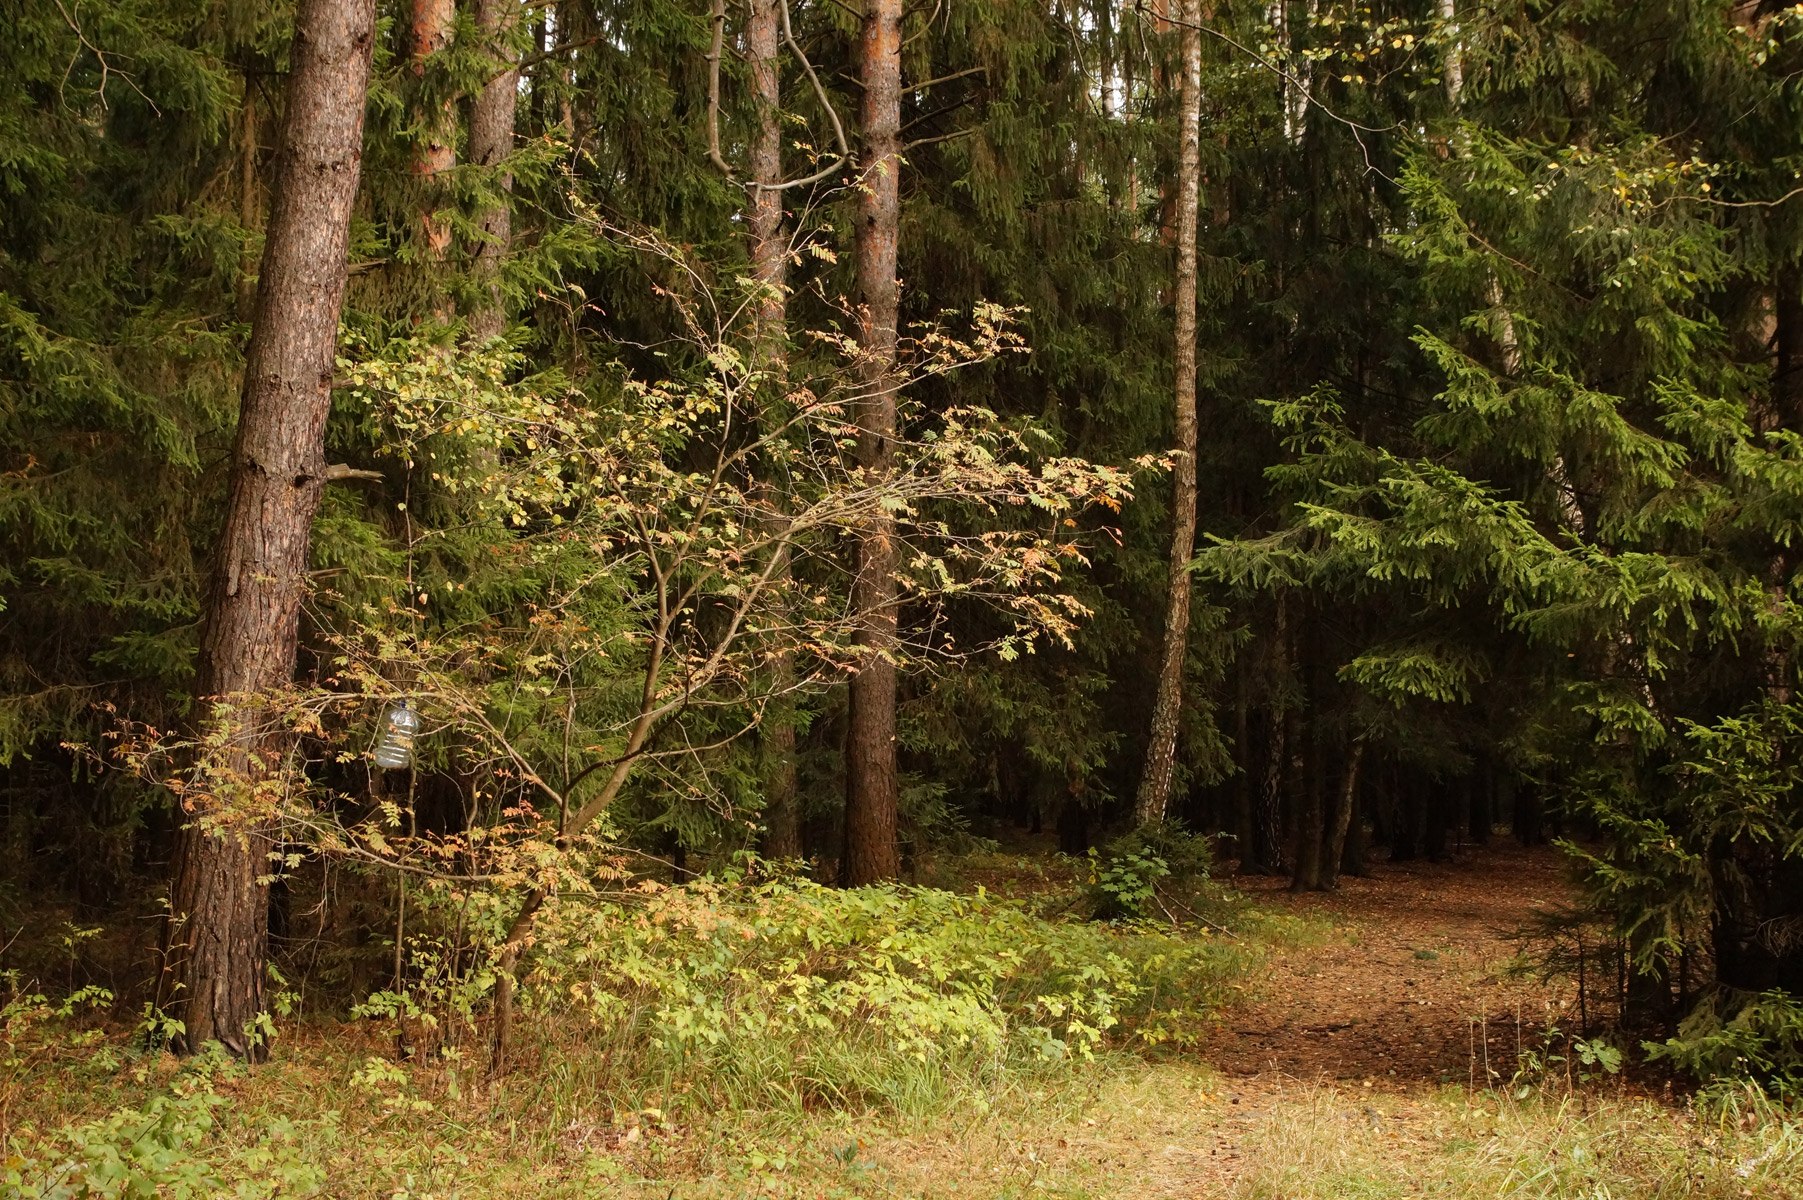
[905, 128, 977, 151]
[1135, 0, 1400, 180]
[705, 0, 852, 192]
[508, 35, 602, 81]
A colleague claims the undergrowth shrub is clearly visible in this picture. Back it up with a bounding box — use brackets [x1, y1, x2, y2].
[382, 869, 1257, 1115]
[2, 1065, 329, 1199]
[1084, 823, 1215, 921]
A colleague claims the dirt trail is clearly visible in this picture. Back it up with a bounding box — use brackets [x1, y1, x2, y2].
[1200, 840, 1573, 1088]
[850, 842, 1585, 1200]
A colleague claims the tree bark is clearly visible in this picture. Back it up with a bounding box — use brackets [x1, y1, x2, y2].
[747, 0, 802, 861]
[237, 77, 260, 321]
[469, 0, 520, 342]
[841, 0, 903, 886]
[1242, 595, 1288, 875]
[1321, 740, 1365, 890]
[1341, 794, 1372, 876]
[1511, 775, 1541, 845]
[412, 0, 456, 265]
[1424, 777, 1449, 861]
[1134, 0, 1204, 828]
[1391, 769, 1422, 861]
[1468, 767, 1491, 845]
[1290, 720, 1325, 892]
[161, 0, 375, 1059]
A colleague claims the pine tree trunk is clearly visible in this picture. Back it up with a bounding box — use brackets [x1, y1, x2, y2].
[1290, 721, 1325, 892]
[841, 0, 903, 886]
[1711, 839, 1803, 995]
[1468, 768, 1491, 845]
[1242, 595, 1287, 874]
[1134, 0, 1204, 827]
[236, 78, 260, 321]
[1232, 681, 1251, 852]
[748, 0, 801, 862]
[412, 0, 456, 263]
[1244, 716, 1287, 874]
[1717, 266, 1803, 995]
[1391, 770, 1421, 862]
[469, 0, 520, 342]
[1322, 740, 1364, 890]
[1425, 780, 1449, 861]
[1342, 760, 1372, 877]
[161, 0, 375, 1058]
[1511, 777, 1541, 845]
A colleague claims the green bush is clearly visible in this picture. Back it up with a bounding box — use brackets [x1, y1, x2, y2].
[1084, 823, 1214, 921]
[2, 1079, 327, 1199]
[495, 869, 1254, 1113]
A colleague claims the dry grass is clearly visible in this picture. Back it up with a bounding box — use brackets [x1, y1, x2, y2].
[14, 1038, 1794, 1199]
[7, 846, 1801, 1199]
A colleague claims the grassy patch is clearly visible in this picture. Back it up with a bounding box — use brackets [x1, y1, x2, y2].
[5, 870, 1798, 1199]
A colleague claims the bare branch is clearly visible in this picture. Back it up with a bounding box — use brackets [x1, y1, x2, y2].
[324, 463, 385, 482]
[705, 0, 853, 193]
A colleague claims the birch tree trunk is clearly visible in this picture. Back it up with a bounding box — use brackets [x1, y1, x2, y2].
[1134, 0, 1202, 827]
[161, 0, 375, 1058]
[841, 0, 903, 885]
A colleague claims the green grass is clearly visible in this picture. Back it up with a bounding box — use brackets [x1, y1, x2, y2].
[11, 1045, 1800, 1199]
[3, 870, 1799, 1199]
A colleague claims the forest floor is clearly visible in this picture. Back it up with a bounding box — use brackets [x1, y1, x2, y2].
[573, 841, 1795, 1199]
[10, 840, 1801, 1198]
[1197, 839, 1576, 1092]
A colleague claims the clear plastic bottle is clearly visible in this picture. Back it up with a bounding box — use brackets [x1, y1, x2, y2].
[372, 700, 421, 770]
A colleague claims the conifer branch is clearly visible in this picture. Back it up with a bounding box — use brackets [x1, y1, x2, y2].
[911, 66, 986, 92]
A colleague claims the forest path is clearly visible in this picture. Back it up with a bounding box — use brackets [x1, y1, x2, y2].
[1117, 840, 1579, 1197]
[846, 842, 1589, 1200]
[1198, 840, 1573, 1088]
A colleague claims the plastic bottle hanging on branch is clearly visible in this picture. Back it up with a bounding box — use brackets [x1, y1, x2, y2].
[372, 700, 421, 770]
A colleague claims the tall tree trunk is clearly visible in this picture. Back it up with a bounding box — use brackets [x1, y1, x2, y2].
[1511, 775, 1541, 845]
[1242, 594, 1288, 874]
[413, 0, 455, 268]
[1340, 786, 1371, 876]
[1468, 765, 1491, 845]
[1391, 769, 1422, 861]
[1716, 265, 1803, 997]
[237, 77, 260, 321]
[469, 0, 520, 342]
[160, 0, 375, 1058]
[1290, 718, 1325, 892]
[1424, 779, 1449, 861]
[747, 0, 802, 861]
[1711, 838, 1803, 995]
[1135, 0, 1203, 827]
[1232, 675, 1251, 852]
[841, 0, 902, 886]
[1322, 741, 1366, 889]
